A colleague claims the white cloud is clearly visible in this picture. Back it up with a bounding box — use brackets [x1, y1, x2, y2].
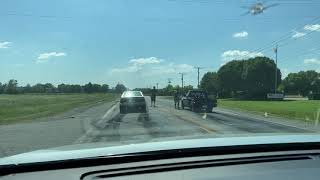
[0, 41, 11, 49]
[304, 58, 320, 65]
[304, 24, 320, 32]
[36, 52, 67, 63]
[129, 57, 163, 66]
[233, 31, 248, 38]
[111, 57, 163, 73]
[292, 31, 306, 38]
[109, 57, 195, 88]
[221, 50, 263, 62]
[111, 57, 194, 75]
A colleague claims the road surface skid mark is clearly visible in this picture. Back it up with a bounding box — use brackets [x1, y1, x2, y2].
[74, 102, 121, 144]
[158, 107, 216, 134]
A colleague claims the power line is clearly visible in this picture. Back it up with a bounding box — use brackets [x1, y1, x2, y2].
[280, 44, 320, 63]
[242, 16, 320, 59]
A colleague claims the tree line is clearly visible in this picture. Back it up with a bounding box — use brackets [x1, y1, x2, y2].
[134, 84, 194, 96]
[281, 70, 320, 97]
[200, 56, 320, 99]
[0, 80, 117, 94]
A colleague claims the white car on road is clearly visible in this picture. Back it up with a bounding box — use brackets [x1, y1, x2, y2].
[120, 91, 147, 114]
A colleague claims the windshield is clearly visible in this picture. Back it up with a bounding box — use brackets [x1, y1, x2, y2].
[0, 0, 319, 160]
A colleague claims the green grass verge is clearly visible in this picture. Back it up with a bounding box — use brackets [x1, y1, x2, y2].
[0, 93, 118, 124]
[218, 99, 320, 121]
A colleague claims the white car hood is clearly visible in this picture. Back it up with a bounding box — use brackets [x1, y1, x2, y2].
[0, 134, 319, 165]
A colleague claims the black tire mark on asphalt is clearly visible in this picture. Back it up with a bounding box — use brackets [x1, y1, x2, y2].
[206, 112, 309, 133]
[91, 113, 125, 142]
[138, 113, 161, 139]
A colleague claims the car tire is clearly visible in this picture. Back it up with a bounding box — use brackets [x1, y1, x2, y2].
[120, 106, 126, 114]
[142, 106, 147, 113]
[191, 104, 195, 112]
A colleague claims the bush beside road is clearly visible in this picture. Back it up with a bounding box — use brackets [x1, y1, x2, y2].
[0, 93, 118, 124]
[218, 99, 320, 121]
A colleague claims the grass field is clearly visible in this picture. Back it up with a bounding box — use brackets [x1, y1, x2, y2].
[218, 99, 320, 121]
[0, 93, 118, 124]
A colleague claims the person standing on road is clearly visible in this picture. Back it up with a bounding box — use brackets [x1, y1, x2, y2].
[150, 86, 157, 107]
[174, 90, 181, 109]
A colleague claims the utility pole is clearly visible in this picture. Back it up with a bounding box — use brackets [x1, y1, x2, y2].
[179, 73, 185, 90]
[194, 67, 204, 89]
[156, 83, 159, 89]
[274, 45, 278, 94]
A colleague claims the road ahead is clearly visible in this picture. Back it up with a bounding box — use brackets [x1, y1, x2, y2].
[0, 97, 310, 158]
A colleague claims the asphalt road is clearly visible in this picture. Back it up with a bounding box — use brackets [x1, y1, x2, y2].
[0, 97, 310, 158]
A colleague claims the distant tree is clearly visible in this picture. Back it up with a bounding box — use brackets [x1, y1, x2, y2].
[83, 82, 93, 93]
[92, 84, 102, 92]
[200, 72, 220, 95]
[283, 70, 319, 96]
[101, 84, 109, 93]
[163, 84, 174, 96]
[24, 84, 32, 93]
[58, 84, 66, 93]
[31, 83, 46, 93]
[115, 83, 127, 93]
[311, 78, 320, 94]
[4, 79, 18, 94]
[70, 85, 82, 93]
[0, 82, 4, 94]
[184, 85, 193, 92]
[44, 83, 55, 93]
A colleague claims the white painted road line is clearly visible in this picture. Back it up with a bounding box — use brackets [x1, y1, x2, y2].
[74, 102, 120, 144]
[102, 103, 118, 119]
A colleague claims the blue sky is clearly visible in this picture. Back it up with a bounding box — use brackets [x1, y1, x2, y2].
[0, 0, 320, 88]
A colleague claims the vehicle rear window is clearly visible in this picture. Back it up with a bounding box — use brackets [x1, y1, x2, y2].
[123, 91, 142, 97]
[189, 91, 207, 98]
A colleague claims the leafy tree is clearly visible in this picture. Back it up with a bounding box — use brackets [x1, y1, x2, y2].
[92, 84, 102, 92]
[218, 60, 245, 95]
[101, 84, 109, 92]
[184, 85, 193, 90]
[31, 83, 46, 93]
[216, 57, 281, 99]
[115, 83, 126, 93]
[4, 79, 18, 94]
[242, 57, 281, 98]
[44, 83, 55, 93]
[200, 72, 220, 95]
[23, 84, 32, 93]
[165, 84, 174, 95]
[83, 82, 93, 93]
[58, 84, 67, 93]
[283, 70, 319, 96]
[0, 82, 4, 94]
[70, 85, 82, 93]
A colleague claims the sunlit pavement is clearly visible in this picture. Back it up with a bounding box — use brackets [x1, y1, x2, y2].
[0, 97, 310, 158]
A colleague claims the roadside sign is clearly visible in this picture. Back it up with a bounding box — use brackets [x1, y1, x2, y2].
[267, 93, 284, 99]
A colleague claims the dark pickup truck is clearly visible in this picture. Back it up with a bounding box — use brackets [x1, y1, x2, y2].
[181, 90, 217, 112]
